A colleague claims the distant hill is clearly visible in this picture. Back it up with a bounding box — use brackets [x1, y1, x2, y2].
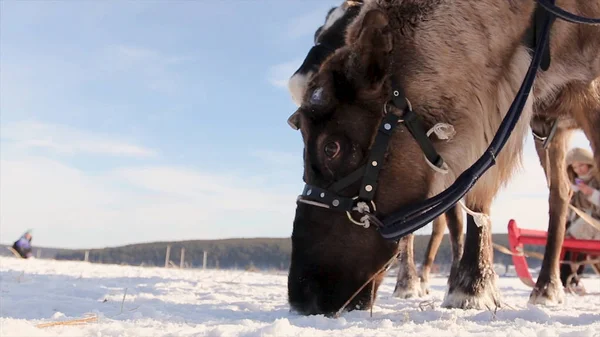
[1, 233, 546, 271]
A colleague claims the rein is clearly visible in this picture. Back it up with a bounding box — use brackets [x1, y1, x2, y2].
[295, 0, 600, 241]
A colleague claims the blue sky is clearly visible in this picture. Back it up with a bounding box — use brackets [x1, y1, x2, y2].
[0, 0, 593, 249]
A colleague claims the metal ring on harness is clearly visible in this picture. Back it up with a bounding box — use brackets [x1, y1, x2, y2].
[346, 196, 377, 228]
[384, 98, 412, 120]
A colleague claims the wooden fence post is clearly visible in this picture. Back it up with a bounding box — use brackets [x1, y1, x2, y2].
[165, 245, 171, 268]
[180, 247, 185, 268]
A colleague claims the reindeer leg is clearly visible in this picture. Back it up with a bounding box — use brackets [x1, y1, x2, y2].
[416, 205, 464, 295]
[529, 126, 571, 305]
[417, 213, 447, 295]
[394, 207, 460, 298]
[446, 204, 465, 283]
[392, 233, 421, 298]
[442, 201, 500, 310]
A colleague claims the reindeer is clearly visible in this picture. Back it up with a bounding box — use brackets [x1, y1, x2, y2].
[287, 0, 463, 298]
[284, 0, 600, 315]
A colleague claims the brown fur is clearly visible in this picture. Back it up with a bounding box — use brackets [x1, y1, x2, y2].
[288, 0, 600, 315]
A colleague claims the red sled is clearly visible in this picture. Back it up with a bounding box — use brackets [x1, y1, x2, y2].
[507, 219, 600, 287]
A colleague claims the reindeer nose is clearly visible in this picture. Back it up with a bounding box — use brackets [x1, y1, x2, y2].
[289, 279, 327, 315]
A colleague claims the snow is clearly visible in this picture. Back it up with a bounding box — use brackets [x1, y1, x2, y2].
[1, 257, 599, 337]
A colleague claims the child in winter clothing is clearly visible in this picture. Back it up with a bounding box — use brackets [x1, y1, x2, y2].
[564, 147, 600, 240]
[12, 231, 33, 259]
[559, 147, 600, 289]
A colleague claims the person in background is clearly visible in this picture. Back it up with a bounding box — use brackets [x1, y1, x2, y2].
[565, 147, 600, 239]
[560, 147, 600, 291]
[12, 230, 33, 259]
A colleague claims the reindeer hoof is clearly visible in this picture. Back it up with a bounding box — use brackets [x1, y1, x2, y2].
[419, 278, 431, 295]
[528, 278, 565, 306]
[393, 279, 423, 298]
[442, 271, 501, 310]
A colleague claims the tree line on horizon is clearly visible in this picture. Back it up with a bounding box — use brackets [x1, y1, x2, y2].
[2, 233, 546, 271]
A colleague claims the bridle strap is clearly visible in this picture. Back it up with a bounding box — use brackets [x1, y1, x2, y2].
[297, 89, 445, 220]
[330, 165, 366, 193]
[403, 108, 444, 168]
[358, 111, 402, 200]
[389, 76, 444, 169]
[390, 77, 408, 111]
[298, 107, 405, 212]
[298, 184, 355, 211]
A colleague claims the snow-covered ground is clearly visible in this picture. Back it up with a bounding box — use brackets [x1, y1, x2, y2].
[1, 257, 599, 337]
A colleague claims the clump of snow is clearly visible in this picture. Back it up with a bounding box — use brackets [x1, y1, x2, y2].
[1, 257, 599, 336]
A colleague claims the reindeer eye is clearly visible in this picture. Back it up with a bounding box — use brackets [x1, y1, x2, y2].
[324, 141, 340, 158]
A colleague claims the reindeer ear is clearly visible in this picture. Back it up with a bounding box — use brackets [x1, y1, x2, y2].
[346, 9, 392, 93]
[287, 110, 301, 130]
[356, 9, 392, 53]
[347, 9, 391, 51]
[361, 9, 390, 35]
